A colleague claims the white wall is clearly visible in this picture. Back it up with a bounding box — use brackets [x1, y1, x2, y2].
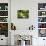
[11, 0, 46, 46]
[11, 0, 38, 30]
[11, 0, 38, 45]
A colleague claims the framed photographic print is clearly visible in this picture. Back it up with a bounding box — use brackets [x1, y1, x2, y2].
[17, 10, 29, 19]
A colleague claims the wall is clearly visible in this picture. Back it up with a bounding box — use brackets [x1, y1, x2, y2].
[11, 0, 46, 46]
[11, 0, 38, 30]
[0, 0, 46, 46]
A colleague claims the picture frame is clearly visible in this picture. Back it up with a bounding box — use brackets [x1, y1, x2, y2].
[17, 10, 29, 19]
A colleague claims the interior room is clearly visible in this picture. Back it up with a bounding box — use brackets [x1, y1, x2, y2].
[0, 0, 46, 46]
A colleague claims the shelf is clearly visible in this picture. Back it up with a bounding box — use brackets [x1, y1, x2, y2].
[0, 3, 8, 37]
[38, 3, 46, 37]
[38, 15, 46, 17]
[38, 22, 46, 23]
[38, 28, 46, 29]
[38, 10, 46, 11]
[0, 10, 8, 11]
[0, 16, 8, 17]
[0, 22, 8, 23]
